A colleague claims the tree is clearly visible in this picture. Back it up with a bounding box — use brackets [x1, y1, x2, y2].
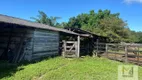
[31, 11, 61, 26]
[136, 32, 142, 43]
[65, 9, 132, 42]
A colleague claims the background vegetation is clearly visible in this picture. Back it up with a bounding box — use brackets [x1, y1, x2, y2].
[32, 10, 142, 43]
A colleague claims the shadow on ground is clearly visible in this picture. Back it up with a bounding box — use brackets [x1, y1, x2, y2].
[0, 56, 57, 79]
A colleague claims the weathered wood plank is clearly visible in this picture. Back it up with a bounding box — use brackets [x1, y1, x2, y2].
[0, 37, 9, 41]
[0, 28, 11, 32]
[77, 36, 80, 57]
[0, 49, 5, 54]
[33, 50, 58, 54]
[66, 41, 77, 43]
[0, 43, 8, 48]
[34, 29, 58, 34]
[32, 52, 58, 60]
[33, 47, 58, 52]
[66, 50, 76, 52]
[34, 39, 59, 43]
[31, 29, 59, 60]
[34, 43, 59, 46]
[34, 33, 59, 36]
[22, 29, 34, 61]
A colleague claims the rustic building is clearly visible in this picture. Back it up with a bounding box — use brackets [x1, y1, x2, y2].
[64, 27, 108, 56]
[0, 14, 81, 63]
[0, 14, 108, 63]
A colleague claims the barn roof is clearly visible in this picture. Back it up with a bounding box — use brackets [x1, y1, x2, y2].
[0, 14, 79, 35]
[65, 27, 108, 38]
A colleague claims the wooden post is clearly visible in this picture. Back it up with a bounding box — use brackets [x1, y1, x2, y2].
[125, 45, 128, 63]
[137, 46, 140, 65]
[77, 36, 80, 58]
[106, 44, 108, 58]
[96, 39, 99, 57]
[114, 45, 117, 60]
[30, 29, 35, 61]
[63, 40, 66, 57]
[87, 42, 90, 54]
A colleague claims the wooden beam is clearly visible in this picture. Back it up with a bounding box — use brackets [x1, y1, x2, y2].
[96, 39, 99, 57]
[125, 45, 128, 63]
[62, 40, 66, 57]
[66, 41, 77, 43]
[77, 36, 80, 58]
[137, 46, 140, 65]
[79, 34, 93, 37]
[106, 44, 108, 58]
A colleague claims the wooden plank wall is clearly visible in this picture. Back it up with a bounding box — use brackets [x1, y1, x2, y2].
[0, 24, 59, 62]
[0, 26, 34, 62]
[22, 29, 34, 61]
[32, 29, 59, 60]
[0, 27, 11, 58]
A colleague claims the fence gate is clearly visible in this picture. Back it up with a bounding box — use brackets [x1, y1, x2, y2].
[62, 41, 78, 58]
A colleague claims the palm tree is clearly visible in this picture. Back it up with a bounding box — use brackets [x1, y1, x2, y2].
[31, 11, 61, 26]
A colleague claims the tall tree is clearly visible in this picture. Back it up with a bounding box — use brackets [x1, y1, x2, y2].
[65, 10, 132, 42]
[31, 11, 61, 26]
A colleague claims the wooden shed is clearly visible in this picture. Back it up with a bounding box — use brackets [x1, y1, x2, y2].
[64, 27, 108, 56]
[0, 14, 80, 63]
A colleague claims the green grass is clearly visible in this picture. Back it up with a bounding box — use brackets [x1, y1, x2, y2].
[0, 57, 142, 80]
[140, 48, 142, 51]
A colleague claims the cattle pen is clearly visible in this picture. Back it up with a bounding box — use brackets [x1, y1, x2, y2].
[94, 42, 142, 66]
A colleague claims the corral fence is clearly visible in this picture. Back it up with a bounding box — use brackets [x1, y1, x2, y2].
[93, 42, 142, 66]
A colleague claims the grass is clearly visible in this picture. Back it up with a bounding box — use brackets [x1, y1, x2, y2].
[140, 48, 142, 51]
[0, 56, 142, 80]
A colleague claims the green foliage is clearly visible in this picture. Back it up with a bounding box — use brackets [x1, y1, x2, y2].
[1, 57, 142, 80]
[31, 11, 61, 26]
[136, 31, 142, 43]
[66, 10, 134, 42]
[128, 31, 142, 43]
[31, 10, 141, 43]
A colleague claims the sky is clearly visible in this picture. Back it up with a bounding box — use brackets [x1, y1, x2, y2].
[0, 0, 142, 32]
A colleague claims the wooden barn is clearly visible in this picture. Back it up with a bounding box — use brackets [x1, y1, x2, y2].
[0, 14, 108, 63]
[0, 14, 82, 63]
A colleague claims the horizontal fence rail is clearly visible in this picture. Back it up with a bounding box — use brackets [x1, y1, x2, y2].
[93, 42, 142, 66]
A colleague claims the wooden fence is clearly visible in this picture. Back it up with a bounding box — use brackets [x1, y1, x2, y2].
[93, 42, 142, 66]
